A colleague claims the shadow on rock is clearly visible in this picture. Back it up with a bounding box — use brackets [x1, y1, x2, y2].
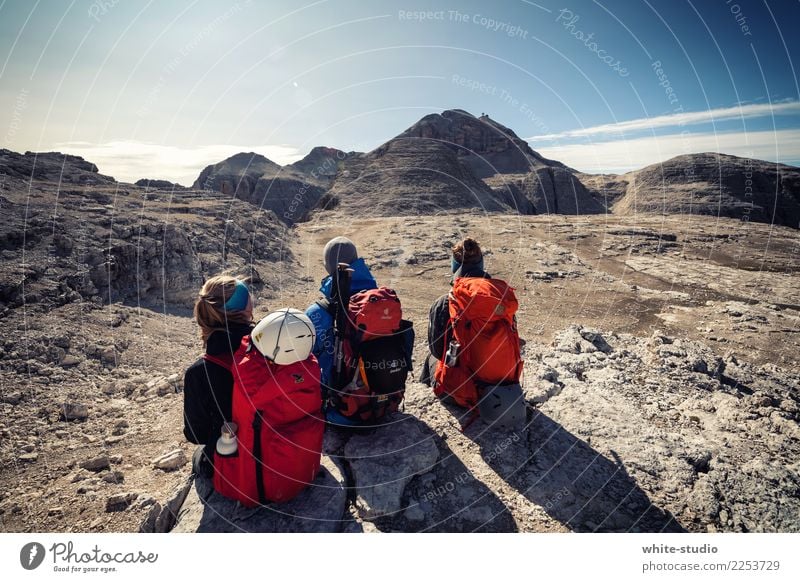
[344, 413, 517, 532]
[171, 455, 348, 532]
[466, 409, 685, 533]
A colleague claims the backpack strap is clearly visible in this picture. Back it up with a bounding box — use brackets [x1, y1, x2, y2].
[202, 352, 234, 372]
[251, 410, 267, 505]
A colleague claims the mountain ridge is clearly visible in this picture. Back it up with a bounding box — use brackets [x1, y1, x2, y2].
[3, 109, 799, 228]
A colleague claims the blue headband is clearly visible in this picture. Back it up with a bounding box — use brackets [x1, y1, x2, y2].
[224, 280, 250, 311]
[452, 257, 484, 274]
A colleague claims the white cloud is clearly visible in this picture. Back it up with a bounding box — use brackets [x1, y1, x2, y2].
[536, 129, 800, 174]
[527, 101, 800, 141]
[52, 141, 304, 185]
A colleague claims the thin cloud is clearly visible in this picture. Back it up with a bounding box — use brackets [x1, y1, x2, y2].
[53, 141, 304, 185]
[527, 101, 800, 141]
[536, 129, 800, 174]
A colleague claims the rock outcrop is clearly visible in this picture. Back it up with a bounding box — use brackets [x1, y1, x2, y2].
[287, 146, 353, 185]
[607, 153, 800, 228]
[344, 418, 439, 519]
[486, 167, 607, 215]
[192, 152, 280, 196]
[134, 179, 185, 190]
[0, 163, 289, 308]
[520, 325, 800, 532]
[0, 149, 115, 184]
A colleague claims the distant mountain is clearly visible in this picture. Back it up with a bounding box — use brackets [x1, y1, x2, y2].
[192, 152, 280, 197]
[580, 153, 800, 227]
[325, 109, 610, 216]
[192, 149, 350, 223]
[287, 146, 355, 183]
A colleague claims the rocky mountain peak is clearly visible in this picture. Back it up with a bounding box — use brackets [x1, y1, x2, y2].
[392, 109, 564, 178]
[288, 146, 352, 179]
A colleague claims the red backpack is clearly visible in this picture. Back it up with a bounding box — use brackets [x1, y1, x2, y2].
[434, 277, 522, 408]
[328, 286, 412, 423]
[348, 287, 402, 339]
[204, 336, 324, 506]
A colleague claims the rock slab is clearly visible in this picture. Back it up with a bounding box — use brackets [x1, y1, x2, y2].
[171, 455, 347, 532]
[344, 417, 439, 519]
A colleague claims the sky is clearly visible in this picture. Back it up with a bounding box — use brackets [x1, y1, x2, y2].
[0, 0, 798, 184]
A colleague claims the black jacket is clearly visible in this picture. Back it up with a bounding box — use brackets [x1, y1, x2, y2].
[428, 266, 490, 361]
[183, 323, 252, 453]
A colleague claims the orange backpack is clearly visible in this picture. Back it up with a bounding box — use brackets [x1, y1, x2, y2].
[434, 277, 522, 408]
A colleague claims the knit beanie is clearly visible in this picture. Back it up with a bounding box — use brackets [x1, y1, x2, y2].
[451, 238, 483, 273]
[323, 236, 358, 275]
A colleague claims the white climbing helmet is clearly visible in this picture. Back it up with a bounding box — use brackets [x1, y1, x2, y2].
[251, 308, 316, 365]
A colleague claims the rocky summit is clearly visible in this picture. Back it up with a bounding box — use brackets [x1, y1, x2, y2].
[395, 108, 566, 177]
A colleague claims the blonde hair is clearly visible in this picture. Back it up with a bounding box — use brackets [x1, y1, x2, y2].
[452, 238, 482, 264]
[194, 275, 253, 343]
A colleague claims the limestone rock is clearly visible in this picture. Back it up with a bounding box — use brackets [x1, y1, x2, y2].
[105, 492, 139, 512]
[79, 455, 110, 472]
[171, 455, 347, 532]
[152, 449, 188, 471]
[59, 402, 89, 421]
[1, 392, 22, 405]
[610, 153, 800, 228]
[344, 417, 439, 519]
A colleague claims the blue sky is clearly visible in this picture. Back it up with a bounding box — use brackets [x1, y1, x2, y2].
[1, 0, 798, 183]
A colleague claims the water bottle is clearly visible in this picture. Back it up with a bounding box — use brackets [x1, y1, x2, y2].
[446, 341, 460, 367]
[216, 422, 238, 456]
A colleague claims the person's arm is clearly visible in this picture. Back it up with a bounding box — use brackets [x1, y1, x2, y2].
[183, 363, 211, 445]
[428, 294, 450, 361]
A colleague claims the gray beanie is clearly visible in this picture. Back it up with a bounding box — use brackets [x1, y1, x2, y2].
[323, 236, 358, 275]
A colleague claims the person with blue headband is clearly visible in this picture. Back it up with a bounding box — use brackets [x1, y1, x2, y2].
[420, 238, 488, 387]
[183, 275, 254, 477]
